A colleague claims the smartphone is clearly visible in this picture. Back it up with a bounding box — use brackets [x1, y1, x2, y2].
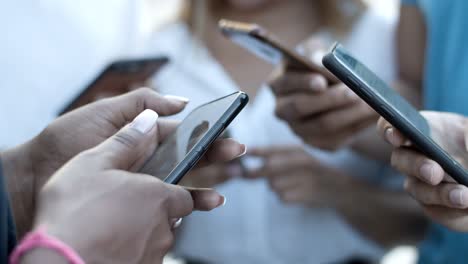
[139, 92, 249, 184]
[322, 42, 468, 186]
[219, 19, 337, 81]
[58, 57, 169, 115]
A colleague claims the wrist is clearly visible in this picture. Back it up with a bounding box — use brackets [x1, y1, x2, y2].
[1, 141, 36, 237]
[12, 227, 85, 264]
[19, 248, 69, 264]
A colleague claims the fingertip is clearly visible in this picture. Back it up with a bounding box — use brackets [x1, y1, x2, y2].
[449, 187, 468, 208]
[309, 75, 327, 92]
[190, 189, 225, 211]
[385, 127, 406, 147]
[164, 94, 190, 104]
[419, 161, 444, 185]
[237, 144, 247, 158]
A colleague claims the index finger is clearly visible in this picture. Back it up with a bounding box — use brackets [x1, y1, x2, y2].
[196, 139, 246, 168]
[269, 71, 328, 96]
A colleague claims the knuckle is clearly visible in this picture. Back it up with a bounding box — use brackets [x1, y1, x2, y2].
[113, 131, 139, 149]
[316, 116, 335, 132]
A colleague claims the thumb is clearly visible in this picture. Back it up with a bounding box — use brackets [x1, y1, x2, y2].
[94, 109, 159, 170]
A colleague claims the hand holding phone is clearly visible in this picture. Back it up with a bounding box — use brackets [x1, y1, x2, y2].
[219, 19, 336, 80]
[139, 92, 249, 184]
[323, 43, 468, 186]
[378, 112, 468, 232]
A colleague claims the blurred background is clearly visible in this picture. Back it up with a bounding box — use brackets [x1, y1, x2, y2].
[1, 1, 420, 264]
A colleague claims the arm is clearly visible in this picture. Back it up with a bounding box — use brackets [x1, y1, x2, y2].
[1, 144, 36, 238]
[20, 250, 68, 264]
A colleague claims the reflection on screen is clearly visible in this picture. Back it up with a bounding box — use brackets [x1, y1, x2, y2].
[139, 94, 239, 180]
[229, 33, 283, 65]
[332, 45, 468, 173]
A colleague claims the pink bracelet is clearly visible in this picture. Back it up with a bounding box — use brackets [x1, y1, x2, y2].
[10, 227, 85, 264]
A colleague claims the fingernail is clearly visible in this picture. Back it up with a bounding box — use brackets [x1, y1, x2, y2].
[449, 189, 468, 208]
[420, 163, 436, 184]
[172, 218, 183, 229]
[164, 95, 190, 104]
[385, 127, 395, 145]
[236, 144, 247, 158]
[130, 109, 159, 134]
[221, 196, 227, 206]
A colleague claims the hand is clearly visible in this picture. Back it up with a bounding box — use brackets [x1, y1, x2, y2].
[27, 110, 225, 264]
[246, 146, 349, 206]
[377, 111, 468, 231]
[269, 42, 377, 151]
[1, 88, 245, 235]
[180, 160, 245, 188]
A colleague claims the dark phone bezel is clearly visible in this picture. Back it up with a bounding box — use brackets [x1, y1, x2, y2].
[322, 43, 468, 186]
[58, 57, 169, 115]
[219, 19, 337, 81]
[143, 91, 249, 185]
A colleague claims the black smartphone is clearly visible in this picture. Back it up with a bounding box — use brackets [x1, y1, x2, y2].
[322, 43, 468, 186]
[219, 19, 337, 81]
[139, 92, 249, 184]
[58, 57, 169, 115]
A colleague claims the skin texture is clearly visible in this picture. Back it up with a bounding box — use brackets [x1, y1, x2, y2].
[19, 109, 232, 264]
[258, 4, 429, 247]
[378, 112, 468, 232]
[180, 0, 321, 188]
[246, 146, 426, 247]
[181, 2, 429, 247]
[1, 88, 245, 237]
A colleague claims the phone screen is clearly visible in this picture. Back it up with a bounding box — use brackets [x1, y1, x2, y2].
[226, 31, 284, 65]
[324, 44, 468, 184]
[140, 92, 248, 183]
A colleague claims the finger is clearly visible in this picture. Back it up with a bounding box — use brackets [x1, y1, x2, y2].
[269, 72, 328, 96]
[405, 177, 468, 209]
[247, 151, 313, 178]
[180, 165, 233, 188]
[275, 84, 359, 121]
[269, 173, 306, 192]
[422, 205, 468, 232]
[95, 88, 188, 125]
[84, 109, 159, 170]
[164, 184, 194, 218]
[292, 101, 376, 135]
[185, 187, 226, 211]
[301, 116, 376, 151]
[392, 148, 445, 185]
[197, 139, 246, 167]
[248, 146, 300, 158]
[157, 119, 180, 142]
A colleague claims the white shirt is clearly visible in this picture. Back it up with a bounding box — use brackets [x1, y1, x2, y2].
[152, 8, 398, 264]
